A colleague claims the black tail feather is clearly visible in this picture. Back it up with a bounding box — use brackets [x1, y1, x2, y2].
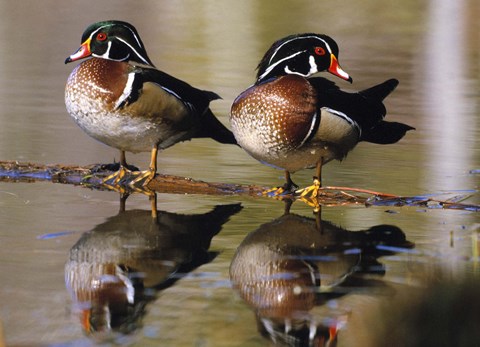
[359, 78, 399, 101]
[361, 121, 415, 144]
[203, 90, 222, 102]
[358, 79, 415, 144]
[195, 108, 238, 145]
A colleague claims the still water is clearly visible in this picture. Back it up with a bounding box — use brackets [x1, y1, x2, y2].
[0, 0, 479, 346]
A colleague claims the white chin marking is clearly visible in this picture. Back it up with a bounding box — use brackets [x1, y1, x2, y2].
[308, 55, 318, 75]
[281, 55, 318, 77]
[284, 66, 308, 76]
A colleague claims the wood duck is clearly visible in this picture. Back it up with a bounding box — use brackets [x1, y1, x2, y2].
[65, 20, 236, 187]
[230, 33, 414, 197]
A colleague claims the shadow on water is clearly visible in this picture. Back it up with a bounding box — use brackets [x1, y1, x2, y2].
[230, 201, 414, 347]
[64, 194, 242, 339]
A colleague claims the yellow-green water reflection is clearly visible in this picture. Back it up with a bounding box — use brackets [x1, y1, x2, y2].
[0, 0, 478, 346]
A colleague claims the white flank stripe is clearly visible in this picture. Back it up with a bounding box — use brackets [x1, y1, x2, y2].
[88, 26, 103, 40]
[159, 85, 182, 100]
[159, 84, 195, 111]
[323, 107, 362, 137]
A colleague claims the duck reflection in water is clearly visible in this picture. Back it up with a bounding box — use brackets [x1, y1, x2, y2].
[230, 202, 414, 347]
[65, 195, 242, 336]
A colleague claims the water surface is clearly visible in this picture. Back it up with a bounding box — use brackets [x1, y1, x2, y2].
[0, 0, 479, 346]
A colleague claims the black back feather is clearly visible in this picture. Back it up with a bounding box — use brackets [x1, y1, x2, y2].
[131, 67, 236, 145]
[309, 77, 414, 144]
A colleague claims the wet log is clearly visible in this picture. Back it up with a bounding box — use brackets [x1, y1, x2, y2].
[0, 160, 478, 211]
[0, 160, 264, 196]
[0, 160, 368, 205]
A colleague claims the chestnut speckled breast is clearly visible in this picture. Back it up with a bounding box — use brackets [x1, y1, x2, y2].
[65, 58, 193, 153]
[230, 74, 359, 173]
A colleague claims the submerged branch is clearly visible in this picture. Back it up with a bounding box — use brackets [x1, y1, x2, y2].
[0, 160, 478, 211]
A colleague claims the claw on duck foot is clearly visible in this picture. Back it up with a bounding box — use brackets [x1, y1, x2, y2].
[128, 168, 156, 188]
[298, 195, 321, 212]
[295, 178, 322, 198]
[101, 165, 132, 185]
[263, 182, 298, 197]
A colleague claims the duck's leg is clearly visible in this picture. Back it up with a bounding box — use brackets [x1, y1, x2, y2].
[102, 150, 132, 185]
[263, 170, 298, 196]
[119, 150, 127, 167]
[297, 159, 323, 198]
[313, 158, 323, 191]
[115, 161, 157, 218]
[284, 171, 298, 191]
[297, 160, 323, 211]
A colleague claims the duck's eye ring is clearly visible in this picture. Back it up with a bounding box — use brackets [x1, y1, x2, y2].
[96, 33, 107, 41]
[314, 47, 326, 56]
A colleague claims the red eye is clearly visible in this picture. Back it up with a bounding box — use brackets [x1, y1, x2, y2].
[96, 33, 107, 41]
[314, 47, 326, 56]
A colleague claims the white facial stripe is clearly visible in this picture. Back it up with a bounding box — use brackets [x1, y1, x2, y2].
[321, 39, 332, 54]
[88, 26, 103, 41]
[116, 37, 150, 64]
[119, 24, 144, 48]
[93, 41, 130, 61]
[268, 35, 333, 65]
[89, 24, 148, 63]
[115, 72, 136, 109]
[259, 50, 304, 80]
[88, 23, 142, 46]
